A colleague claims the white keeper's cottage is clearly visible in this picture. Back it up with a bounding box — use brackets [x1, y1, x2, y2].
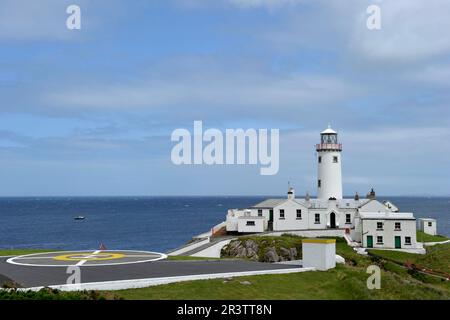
[225, 126, 425, 250]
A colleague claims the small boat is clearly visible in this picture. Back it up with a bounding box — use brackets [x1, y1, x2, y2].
[74, 216, 86, 220]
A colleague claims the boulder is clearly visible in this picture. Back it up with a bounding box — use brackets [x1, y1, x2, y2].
[279, 247, 291, 259]
[264, 247, 279, 262]
[289, 247, 298, 260]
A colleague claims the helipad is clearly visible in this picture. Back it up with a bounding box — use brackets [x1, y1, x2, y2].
[6, 250, 167, 267]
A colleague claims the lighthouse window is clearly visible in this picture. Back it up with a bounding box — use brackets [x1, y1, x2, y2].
[296, 210, 302, 219]
[333, 156, 339, 163]
[318, 156, 322, 163]
[318, 180, 322, 188]
[315, 214, 320, 224]
[279, 209, 285, 219]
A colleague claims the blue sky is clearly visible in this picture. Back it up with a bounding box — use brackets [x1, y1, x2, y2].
[0, 0, 449, 196]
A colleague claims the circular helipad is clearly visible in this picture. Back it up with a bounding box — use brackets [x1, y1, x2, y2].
[6, 250, 167, 267]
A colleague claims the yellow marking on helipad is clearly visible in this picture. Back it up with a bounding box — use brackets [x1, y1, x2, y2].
[53, 252, 126, 261]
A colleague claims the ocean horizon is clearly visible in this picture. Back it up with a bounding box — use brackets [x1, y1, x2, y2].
[1, 196, 449, 253]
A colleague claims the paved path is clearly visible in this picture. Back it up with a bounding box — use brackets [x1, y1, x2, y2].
[0, 256, 297, 289]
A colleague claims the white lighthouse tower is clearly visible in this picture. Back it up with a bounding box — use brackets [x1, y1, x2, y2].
[316, 126, 343, 199]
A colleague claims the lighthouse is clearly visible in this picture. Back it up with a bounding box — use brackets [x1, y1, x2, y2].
[316, 126, 343, 199]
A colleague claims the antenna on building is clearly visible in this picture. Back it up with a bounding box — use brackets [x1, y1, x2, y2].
[305, 191, 311, 201]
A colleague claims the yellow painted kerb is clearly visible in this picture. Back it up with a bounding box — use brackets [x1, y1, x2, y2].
[302, 239, 336, 244]
[53, 252, 126, 261]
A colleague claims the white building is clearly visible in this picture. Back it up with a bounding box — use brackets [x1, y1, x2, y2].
[418, 218, 437, 236]
[225, 126, 424, 250]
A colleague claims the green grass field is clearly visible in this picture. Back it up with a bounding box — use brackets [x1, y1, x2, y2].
[111, 263, 449, 300]
[3, 235, 450, 300]
[109, 236, 450, 300]
[369, 242, 450, 274]
[416, 231, 449, 243]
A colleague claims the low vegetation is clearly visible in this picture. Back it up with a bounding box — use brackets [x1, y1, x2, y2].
[221, 234, 303, 262]
[0, 288, 120, 300]
[111, 235, 450, 300]
[416, 231, 449, 243]
[369, 242, 450, 274]
[3, 235, 450, 300]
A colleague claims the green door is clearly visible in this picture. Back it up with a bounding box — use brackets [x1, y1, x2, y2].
[367, 236, 373, 248]
[395, 236, 401, 249]
[269, 210, 273, 222]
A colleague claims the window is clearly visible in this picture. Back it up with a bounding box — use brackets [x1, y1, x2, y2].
[377, 236, 383, 244]
[279, 209, 285, 219]
[377, 222, 383, 230]
[315, 213, 320, 224]
[246, 221, 255, 226]
[318, 180, 322, 188]
[346, 214, 351, 224]
[318, 156, 322, 163]
[296, 209, 302, 220]
[257, 209, 263, 217]
[333, 156, 339, 163]
[395, 222, 401, 230]
[405, 237, 411, 245]
[428, 222, 432, 227]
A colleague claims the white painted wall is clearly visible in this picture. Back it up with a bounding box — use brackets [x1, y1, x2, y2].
[317, 150, 343, 200]
[237, 217, 264, 233]
[264, 229, 345, 238]
[361, 219, 417, 249]
[302, 242, 336, 271]
[273, 199, 309, 231]
[418, 219, 437, 236]
[360, 200, 391, 213]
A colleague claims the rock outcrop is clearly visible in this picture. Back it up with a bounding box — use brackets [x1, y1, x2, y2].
[221, 237, 302, 262]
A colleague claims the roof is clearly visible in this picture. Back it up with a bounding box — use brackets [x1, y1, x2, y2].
[238, 216, 265, 220]
[252, 198, 370, 209]
[360, 212, 415, 220]
[251, 199, 287, 208]
[321, 126, 337, 135]
[303, 239, 336, 244]
[418, 218, 436, 221]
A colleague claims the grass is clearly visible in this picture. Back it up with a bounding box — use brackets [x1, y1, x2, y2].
[108, 236, 450, 300]
[416, 231, 449, 243]
[112, 263, 450, 300]
[369, 242, 450, 274]
[4, 236, 450, 300]
[0, 288, 119, 300]
[221, 234, 303, 261]
[0, 249, 55, 257]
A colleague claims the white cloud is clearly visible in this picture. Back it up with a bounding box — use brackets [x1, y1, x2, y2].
[407, 64, 450, 88]
[0, 0, 123, 41]
[226, 0, 304, 9]
[42, 66, 359, 114]
[349, 0, 450, 62]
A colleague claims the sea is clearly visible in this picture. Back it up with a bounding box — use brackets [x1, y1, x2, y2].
[0, 196, 449, 253]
